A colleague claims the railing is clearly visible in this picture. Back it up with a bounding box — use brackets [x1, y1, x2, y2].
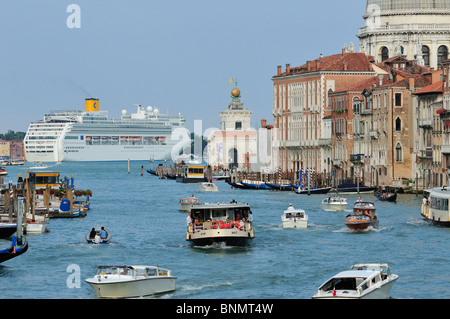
[187, 221, 253, 234]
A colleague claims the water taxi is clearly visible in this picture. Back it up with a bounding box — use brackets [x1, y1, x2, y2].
[345, 201, 378, 230]
[178, 195, 200, 212]
[312, 263, 398, 299]
[186, 201, 254, 246]
[421, 186, 450, 227]
[281, 204, 308, 228]
[85, 265, 177, 298]
[320, 196, 348, 211]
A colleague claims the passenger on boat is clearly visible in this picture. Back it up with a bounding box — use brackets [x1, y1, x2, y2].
[89, 228, 96, 239]
[247, 211, 253, 223]
[186, 212, 192, 226]
[100, 227, 107, 240]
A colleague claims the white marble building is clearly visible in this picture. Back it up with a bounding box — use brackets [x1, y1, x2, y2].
[358, 0, 450, 70]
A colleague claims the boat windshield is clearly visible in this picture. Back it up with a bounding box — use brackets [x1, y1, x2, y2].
[320, 277, 366, 292]
[96, 266, 132, 276]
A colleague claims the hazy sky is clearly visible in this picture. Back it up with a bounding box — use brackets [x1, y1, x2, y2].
[0, 0, 366, 134]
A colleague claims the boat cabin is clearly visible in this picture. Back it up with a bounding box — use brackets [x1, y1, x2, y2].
[190, 201, 251, 223]
[421, 187, 450, 226]
[28, 171, 60, 189]
[95, 265, 170, 277]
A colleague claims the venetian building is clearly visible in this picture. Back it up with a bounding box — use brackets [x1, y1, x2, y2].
[207, 86, 274, 172]
[358, 0, 450, 70]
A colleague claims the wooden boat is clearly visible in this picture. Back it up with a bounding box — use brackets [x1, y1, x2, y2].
[374, 191, 397, 202]
[333, 183, 376, 194]
[296, 187, 331, 195]
[240, 181, 270, 190]
[265, 183, 295, 191]
[0, 236, 28, 264]
[186, 201, 255, 246]
[345, 201, 379, 230]
[312, 263, 399, 299]
[0, 222, 17, 239]
[228, 182, 250, 189]
[49, 199, 87, 218]
[421, 187, 450, 227]
[281, 204, 308, 228]
[85, 226, 112, 244]
[179, 195, 200, 212]
[85, 265, 177, 298]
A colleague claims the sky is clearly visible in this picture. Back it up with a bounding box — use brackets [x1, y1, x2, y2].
[0, 0, 367, 134]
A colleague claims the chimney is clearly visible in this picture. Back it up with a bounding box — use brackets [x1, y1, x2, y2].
[277, 65, 282, 76]
[286, 63, 290, 74]
[378, 74, 384, 86]
[261, 119, 267, 128]
[307, 61, 311, 72]
[316, 60, 320, 70]
[343, 62, 348, 71]
[408, 76, 415, 91]
[342, 48, 347, 55]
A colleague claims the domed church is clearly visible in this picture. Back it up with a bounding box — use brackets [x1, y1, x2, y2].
[357, 0, 450, 69]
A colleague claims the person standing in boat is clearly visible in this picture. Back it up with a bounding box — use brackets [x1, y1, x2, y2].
[186, 212, 193, 226]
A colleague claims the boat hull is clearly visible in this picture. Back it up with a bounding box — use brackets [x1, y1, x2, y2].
[282, 220, 307, 228]
[374, 192, 397, 202]
[0, 224, 17, 239]
[86, 277, 177, 298]
[186, 227, 254, 247]
[313, 276, 398, 299]
[345, 220, 379, 230]
[296, 187, 331, 194]
[0, 238, 28, 264]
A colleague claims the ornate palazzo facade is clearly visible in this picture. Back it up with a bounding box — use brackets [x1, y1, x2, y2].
[358, 0, 450, 70]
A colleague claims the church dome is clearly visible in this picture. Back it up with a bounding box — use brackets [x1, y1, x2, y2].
[366, 0, 450, 14]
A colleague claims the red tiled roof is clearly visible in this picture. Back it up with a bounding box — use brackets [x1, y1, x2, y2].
[274, 52, 374, 77]
[413, 80, 444, 95]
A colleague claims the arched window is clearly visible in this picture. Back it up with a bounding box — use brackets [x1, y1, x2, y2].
[381, 47, 389, 61]
[395, 143, 402, 162]
[395, 117, 402, 131]
[438, 45, 448, 67]
[422, 46, 430, 67]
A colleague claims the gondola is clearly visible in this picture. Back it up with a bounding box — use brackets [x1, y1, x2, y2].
[332, 183, 376, 194]
[265, 183, 295, 191]
[240, 182, 270, 190]
[296, 187, 331, 195]
[146, 169, 157, 176]
[228, 182, 250, 189]
[374, 191, 397, 202]
[0, 236, 28, 264]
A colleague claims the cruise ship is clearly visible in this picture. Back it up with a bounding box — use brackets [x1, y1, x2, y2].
[24, 99, 188, 162]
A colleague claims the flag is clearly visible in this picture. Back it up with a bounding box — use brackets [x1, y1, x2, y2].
[229, 78, 232, 84]
[332, 285, 336, 296]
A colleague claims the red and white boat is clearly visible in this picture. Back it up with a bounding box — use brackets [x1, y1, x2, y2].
[345, 201, 379, 230]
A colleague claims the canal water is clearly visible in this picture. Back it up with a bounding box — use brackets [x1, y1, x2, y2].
[0, 161, 448, 299]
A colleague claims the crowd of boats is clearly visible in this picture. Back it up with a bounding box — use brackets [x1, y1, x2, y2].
[1, 159, 448, 300]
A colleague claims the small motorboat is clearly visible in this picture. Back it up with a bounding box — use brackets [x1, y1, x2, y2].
[345, 201, 379, 230]
[0, 167, 7, 176]
[281, 204, 308, 228]
[85, 265, 177, 298]
[0, 236, 28, 264]
[321, 196, 348, 211]
[296, 187, 331, 195]
[179, 195, 200, 212]
[28, 162, 48, 170]
[50, 199, 87, 218]
[198, 182, 218, 192]
[312, 263, 399, 299]
[85, 226, 112, 244]
[374, 191, 397, 202]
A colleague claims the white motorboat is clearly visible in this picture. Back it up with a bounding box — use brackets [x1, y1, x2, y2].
[198, 182, 218, 192]
[28, 162, 48, 170]
[85, 265, 177, 298]
[321, 196, 348, 211]
[281, 204, 308, 228]
[178, 195, 200, 212]
[312, 263, 399, 299]
[186, 201, 254, 246]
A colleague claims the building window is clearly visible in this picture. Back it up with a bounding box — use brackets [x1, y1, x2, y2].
[381, 47, 389, 61]
[395, 117, 402, 131]
[438, 45, 448, 67]
[235, 121, 242, 130]
[395, 143, 402, 162]
[395, 92, 402, 107]
[422, 45, 430, 67]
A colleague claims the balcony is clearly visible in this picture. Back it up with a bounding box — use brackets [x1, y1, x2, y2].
[350, 154, 365, 165]
[333, 159, 343, 168]
[369, 130, 379, 139]
[442, 145, 450, 155]
[418, 118, 433, 128]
